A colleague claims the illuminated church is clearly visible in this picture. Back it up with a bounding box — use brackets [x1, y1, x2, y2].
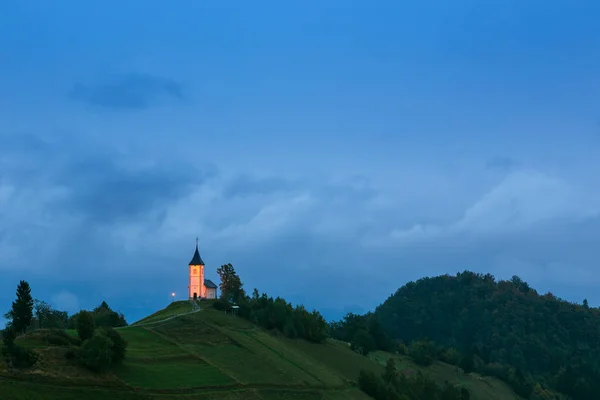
[188, 240, 218, 300]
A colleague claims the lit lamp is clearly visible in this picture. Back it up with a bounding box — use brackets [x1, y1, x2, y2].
[171, 292, 175, 303]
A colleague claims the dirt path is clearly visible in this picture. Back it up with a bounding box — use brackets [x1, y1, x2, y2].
[122, 307, 201, 329]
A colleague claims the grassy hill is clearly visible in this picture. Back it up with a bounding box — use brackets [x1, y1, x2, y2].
[0, 300, 522, 400]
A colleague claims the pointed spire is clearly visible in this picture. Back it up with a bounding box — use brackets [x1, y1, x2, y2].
[189, 237, 205, 265]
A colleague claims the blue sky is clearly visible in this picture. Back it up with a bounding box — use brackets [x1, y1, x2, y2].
[2, 1, 600, 325]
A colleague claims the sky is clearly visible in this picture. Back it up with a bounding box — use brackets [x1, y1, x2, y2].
[1, 0, 600, 326]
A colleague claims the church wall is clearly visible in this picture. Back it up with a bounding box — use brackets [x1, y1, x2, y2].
[206, 288, 217, 299]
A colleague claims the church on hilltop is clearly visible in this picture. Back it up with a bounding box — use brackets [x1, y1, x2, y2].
[188, 239, 218, 300]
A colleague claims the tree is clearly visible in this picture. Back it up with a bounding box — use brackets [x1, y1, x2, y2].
[34, 300, 52, 329]
[2, 327, 16, 349]
[79, 331, 114, 373]
[76, 311, 96, 341]
[409, 339, 435, 366]
[100, 327, 128, 364]
[216, 263, 245, 303]
[7, 281, 34, 334]
[92, 301, 128, 327]
[383, 357, 397, 384]
[460, 387, 471, 400]
[2, 326, 38, 369]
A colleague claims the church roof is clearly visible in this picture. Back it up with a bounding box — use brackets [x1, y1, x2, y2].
[189, 242, 205, 265]
[204, 279, 218, 289]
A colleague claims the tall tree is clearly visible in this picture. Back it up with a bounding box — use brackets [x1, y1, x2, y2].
[34, 299, 52, 329]
[34, 300, 69, 329]
[216, 263, 245, 303]
[6, 281, 34, 334]
[383, 357, 397, 384]
[76, 311, 96, 341]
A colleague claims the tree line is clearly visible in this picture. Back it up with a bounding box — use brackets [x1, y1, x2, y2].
[1, 280, 128, 372]
[214, 263, 328, 343]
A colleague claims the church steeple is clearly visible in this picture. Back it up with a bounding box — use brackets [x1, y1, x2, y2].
[189, 237, 205, 266]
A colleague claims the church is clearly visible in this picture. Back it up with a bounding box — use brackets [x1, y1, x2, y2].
[188, 240, 218, 300]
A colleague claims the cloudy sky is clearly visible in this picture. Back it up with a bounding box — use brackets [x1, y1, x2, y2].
[2, 1, 600, 325]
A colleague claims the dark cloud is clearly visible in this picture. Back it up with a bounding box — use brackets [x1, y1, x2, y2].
[69, 73, 185, 110]
[1, 132, 215, 226]
[485, 156, 520, 171]
[222, 175, 295, 198]
[60, 157, 212, 225]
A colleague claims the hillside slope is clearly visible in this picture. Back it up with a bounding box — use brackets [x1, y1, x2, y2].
[1, 301, 376, 400]
[373, 271, 595, 399]
[0, 299, 527, 400]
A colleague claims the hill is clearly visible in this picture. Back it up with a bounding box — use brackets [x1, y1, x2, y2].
[366, 271, 597, 399]
[1, 300, 376, 399]
[0, 299, 525, 400]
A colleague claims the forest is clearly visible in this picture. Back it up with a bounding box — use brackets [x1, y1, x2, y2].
[331, 271, 599, 400]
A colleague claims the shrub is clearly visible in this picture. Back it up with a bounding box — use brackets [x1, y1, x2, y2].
[78, 328, 128, 372]
[351, 329, 377, 355]
[65, 348, 77, 360]
[213, 299, 229, 311]
[440, 347, 462, 365]
[460, 354, 475, 373]
[283, 321, 297, 338]
[480, 362, 508, 380]
[2, 327, 16, 348]
[46, 334, 71, 346]
[76, 311, 96, 341]
[409, 339, 435, 366]
[357, 369, 385, 399]
[2, 345, 38, 368]
[460, 387, 471, 400]
[100, 327, 127, 364]
[1, 326, 38, 369]
[396, 341, 408, 355]
[79, 331, 114, 373]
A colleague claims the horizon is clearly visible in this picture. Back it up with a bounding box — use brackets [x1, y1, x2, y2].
[2, 1, 600, 326]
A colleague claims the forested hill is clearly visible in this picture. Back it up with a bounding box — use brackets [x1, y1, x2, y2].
[373, 271, 600, 399]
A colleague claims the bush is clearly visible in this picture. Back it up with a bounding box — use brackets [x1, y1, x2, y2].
[351, 329, 377, 355]
[46, 334, 71, 346]
[100, 327, 127, 364]
[409, 339, 435, 366]
[65, 348, 77, 360]
[1, 327, 37, 369]
[76, 311, 95, 341]
[460, 354, 475, 374]
[396, 341, 408, 355]
[78, 328, 128, 372]
[2, 345, 38, 368]
[283, 321, 297, 338]
[460, 387, 471, 400]
[213, 299, 229, 311]
[357, 369, 385, 399]
[480, 362, 508, 380]
[2, 327, 16, 348]
[79, 331, 114, 373]
[440, 347, 462, 366]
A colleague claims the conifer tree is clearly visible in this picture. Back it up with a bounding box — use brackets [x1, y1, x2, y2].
[383, 357, 397, 384]
[6, 281, 34, 334]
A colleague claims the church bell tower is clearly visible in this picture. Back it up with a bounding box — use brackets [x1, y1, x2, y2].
[188, 238, 205, 299]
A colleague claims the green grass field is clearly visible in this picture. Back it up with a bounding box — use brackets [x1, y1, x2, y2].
[0, 301, 522, 400]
